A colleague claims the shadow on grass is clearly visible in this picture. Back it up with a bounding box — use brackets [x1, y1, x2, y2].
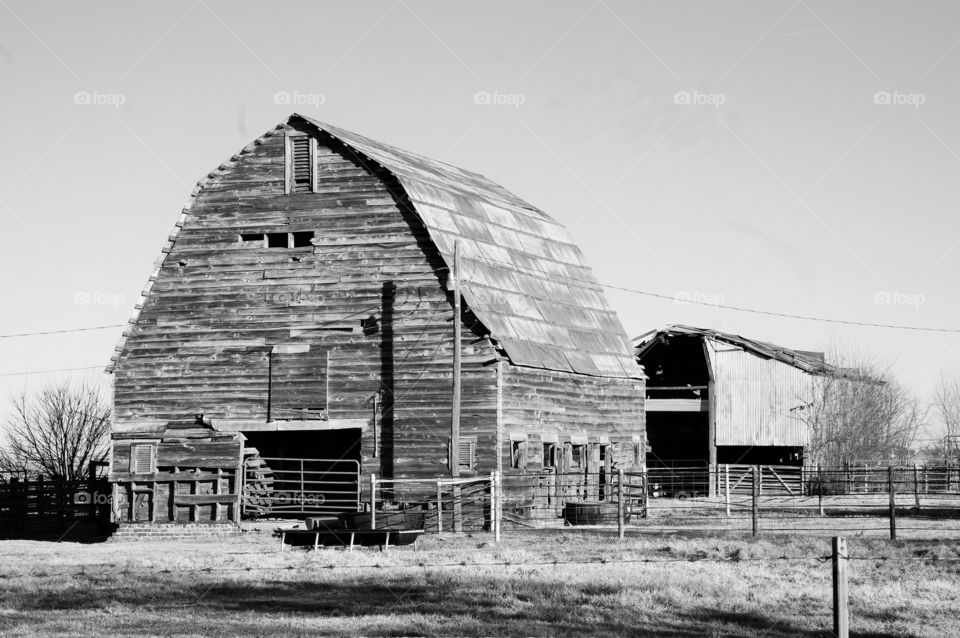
[0, 571, 910, 637]
[0, 522, 115, 543]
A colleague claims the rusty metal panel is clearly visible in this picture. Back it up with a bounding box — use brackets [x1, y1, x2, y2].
[298, 116, 641, 380]
[706, 337, 813, 447]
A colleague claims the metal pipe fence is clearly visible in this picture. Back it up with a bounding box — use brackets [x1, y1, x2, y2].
[370, 474, 499, 537]
[494, 464, 960, 540]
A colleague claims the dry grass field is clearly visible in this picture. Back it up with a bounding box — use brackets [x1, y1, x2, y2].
[0, 527, 958, 637]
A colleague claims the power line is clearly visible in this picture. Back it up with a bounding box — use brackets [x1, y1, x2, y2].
[0, 324, 126, 339]
[0, 365, 104, 377]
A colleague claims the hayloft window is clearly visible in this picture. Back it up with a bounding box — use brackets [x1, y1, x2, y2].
[286, 135, 315, 194]
[291, 231, 314, 247]
[239, 231, 314, 249]
[267, 232, 288, 248]
[130, 443, 156, 474]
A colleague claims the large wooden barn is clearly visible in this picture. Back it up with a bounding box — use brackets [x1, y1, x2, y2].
[634, 325, 837, 472]
[107, 114, 645, 525]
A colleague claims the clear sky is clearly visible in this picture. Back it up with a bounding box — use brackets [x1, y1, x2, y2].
[1, 1, 958, 436]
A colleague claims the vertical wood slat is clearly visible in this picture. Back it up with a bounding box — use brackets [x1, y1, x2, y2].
[213, 468, 222, 522]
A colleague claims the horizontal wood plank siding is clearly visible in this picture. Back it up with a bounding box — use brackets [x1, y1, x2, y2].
[500, 365, 645, 475]
[113, 123, 500, 482]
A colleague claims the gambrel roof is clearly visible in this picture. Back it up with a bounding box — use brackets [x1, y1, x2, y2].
[109, 114, 641, 380]
[293, 116, 640, 379]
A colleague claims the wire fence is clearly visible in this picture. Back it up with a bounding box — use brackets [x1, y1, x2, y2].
[493, 464, 960, 539]
[343, 465, 960, 541]
[369, 475, 495, 534]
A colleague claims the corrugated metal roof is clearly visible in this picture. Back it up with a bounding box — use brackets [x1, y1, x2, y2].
[634, 325, 838, 377]
[293, 115, 641, 380]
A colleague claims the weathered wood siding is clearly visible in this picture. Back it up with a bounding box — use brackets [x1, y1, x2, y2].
[499, 365, 645, 499]
[112, 122, 500, 481]
[110, 429, 243, 523]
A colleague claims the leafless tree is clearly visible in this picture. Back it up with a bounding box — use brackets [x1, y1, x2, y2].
[802, 347, 925, 466]
[0, 380, 111, 481]
[930, 373, 960, 461]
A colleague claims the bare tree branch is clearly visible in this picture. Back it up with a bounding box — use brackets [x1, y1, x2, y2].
[0, 380, 111, 480]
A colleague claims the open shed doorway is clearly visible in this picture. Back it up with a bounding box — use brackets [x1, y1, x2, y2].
[241, 429, 362, 518]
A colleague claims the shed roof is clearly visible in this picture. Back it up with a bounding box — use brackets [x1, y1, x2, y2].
[633, 325, 838, 376]
[293, 115, 640, 379]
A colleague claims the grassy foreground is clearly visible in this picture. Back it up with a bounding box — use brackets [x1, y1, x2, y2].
[0, 529, 957, 637]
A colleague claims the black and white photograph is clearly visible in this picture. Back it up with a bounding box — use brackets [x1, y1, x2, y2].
[1, 2, 959, 636]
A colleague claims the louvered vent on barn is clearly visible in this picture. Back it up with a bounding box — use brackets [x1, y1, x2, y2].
[289, 136, 313, 193]
[131, 443, 156, 474]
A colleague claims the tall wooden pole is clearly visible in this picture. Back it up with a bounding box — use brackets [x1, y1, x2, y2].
[833, 536, 849, 638]
[451, 240, 461, 478]
[888, 466, 897, 541]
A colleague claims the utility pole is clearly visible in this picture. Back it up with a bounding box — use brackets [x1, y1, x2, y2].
[451, 240, 461, 478]
[451, 241, 463, 533]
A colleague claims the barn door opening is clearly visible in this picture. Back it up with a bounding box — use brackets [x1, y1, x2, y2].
[241, 429, 361, 518]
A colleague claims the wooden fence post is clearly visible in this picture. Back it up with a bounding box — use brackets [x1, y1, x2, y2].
[752, 465, 760, 537]
[913, 464, 921, 511]
[724, 464, 730, 517]
[436, 478, 443, 536]
[888, 466, 896, 541]
[617, 468, 625, 540]
[453, 483, 463, 533]
[488, 472, 497, 537]
[37, 475, 45, 519]
[494, 471, 501, 543]
[370, 474, 376, 530]
[833, 536, 849, 638]
[818, 464, 824, 517]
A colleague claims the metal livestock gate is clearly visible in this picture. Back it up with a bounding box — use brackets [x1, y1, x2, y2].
[241, 456, 361, 517]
